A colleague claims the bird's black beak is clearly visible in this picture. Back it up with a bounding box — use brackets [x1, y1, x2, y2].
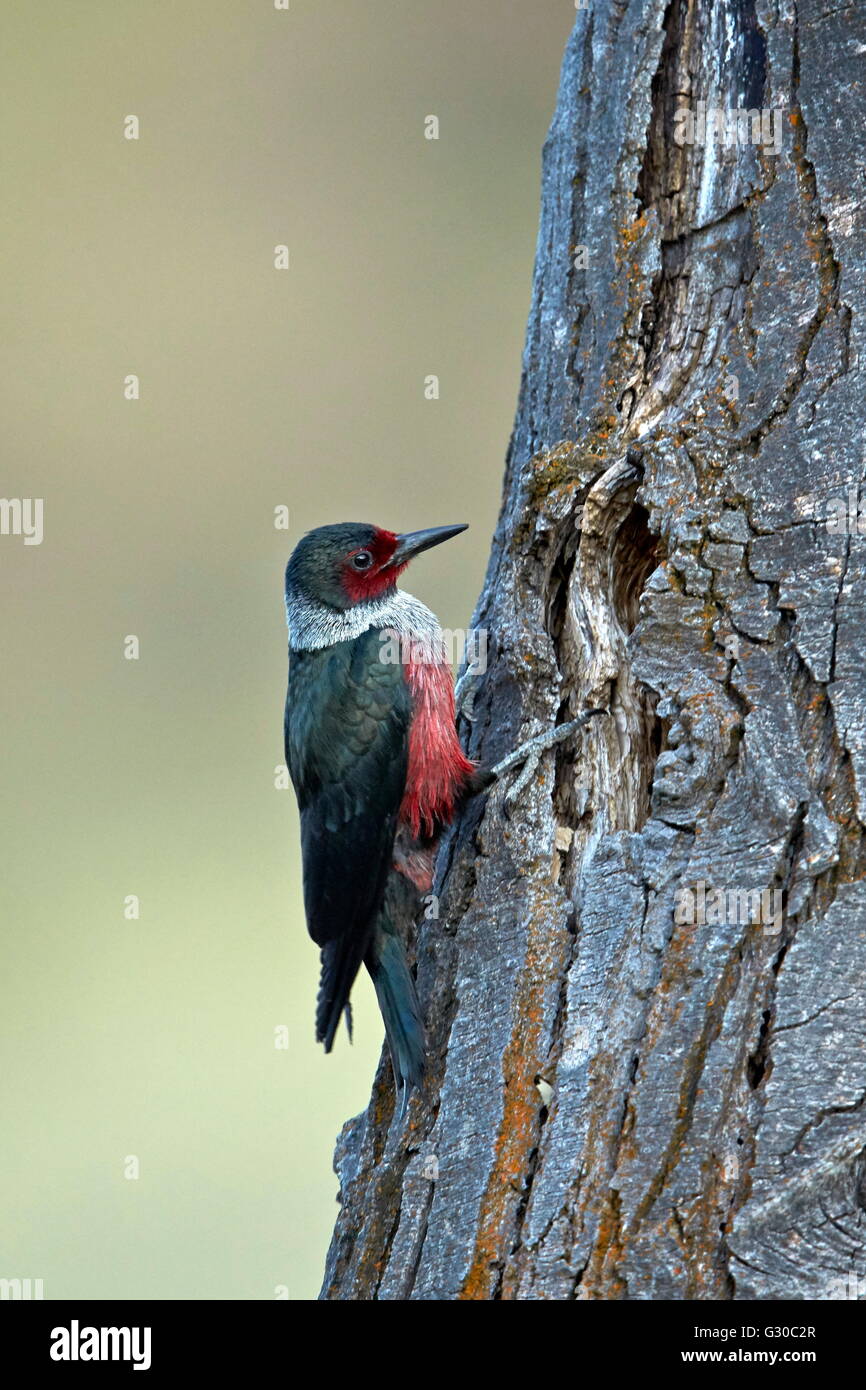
[389, 524, 468, 566]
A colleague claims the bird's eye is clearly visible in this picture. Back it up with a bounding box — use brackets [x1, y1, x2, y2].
[351, 550, 373, 570]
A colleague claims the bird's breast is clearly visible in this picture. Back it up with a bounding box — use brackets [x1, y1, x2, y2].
[399, 650, 475, 841]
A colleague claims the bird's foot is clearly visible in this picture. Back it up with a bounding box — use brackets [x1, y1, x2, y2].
[492, 708, 607, 808]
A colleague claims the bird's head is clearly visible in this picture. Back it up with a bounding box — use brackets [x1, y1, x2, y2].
[285, 522, 467, 611]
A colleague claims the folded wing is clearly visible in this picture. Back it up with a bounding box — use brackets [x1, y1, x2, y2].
[285, 627, 411, 1049]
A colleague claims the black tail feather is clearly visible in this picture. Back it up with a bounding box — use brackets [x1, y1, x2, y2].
[365, 914, 426, 1096]
[316, 935, 368, 1053]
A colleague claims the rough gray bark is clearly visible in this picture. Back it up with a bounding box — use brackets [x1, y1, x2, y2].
[321, 0, 866, 1300]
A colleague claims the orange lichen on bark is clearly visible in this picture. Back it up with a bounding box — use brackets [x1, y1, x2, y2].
[458, 887, 571, 1300]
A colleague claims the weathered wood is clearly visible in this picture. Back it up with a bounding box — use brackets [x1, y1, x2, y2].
[321, 0, 866, 1300]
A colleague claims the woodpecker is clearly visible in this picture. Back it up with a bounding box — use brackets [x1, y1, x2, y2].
[284, 521, 482, 1099]
[284, 521, 605, 1106]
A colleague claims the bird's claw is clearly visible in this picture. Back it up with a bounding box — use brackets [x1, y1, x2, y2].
[493, 709, 607, 808]
[503, 748, 543, 810]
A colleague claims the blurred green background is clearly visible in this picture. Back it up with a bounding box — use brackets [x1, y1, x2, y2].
[1, 1, 571, 1299]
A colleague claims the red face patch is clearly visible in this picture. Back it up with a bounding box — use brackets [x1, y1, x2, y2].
[341, 528, 406, 603]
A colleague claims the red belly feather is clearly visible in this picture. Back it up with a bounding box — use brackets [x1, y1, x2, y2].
[399, 656, 475, 841]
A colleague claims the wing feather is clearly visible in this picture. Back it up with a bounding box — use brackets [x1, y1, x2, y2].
[285, 628, 411, 1046]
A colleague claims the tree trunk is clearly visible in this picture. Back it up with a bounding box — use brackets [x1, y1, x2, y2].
[321, 0, 866, 1300]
